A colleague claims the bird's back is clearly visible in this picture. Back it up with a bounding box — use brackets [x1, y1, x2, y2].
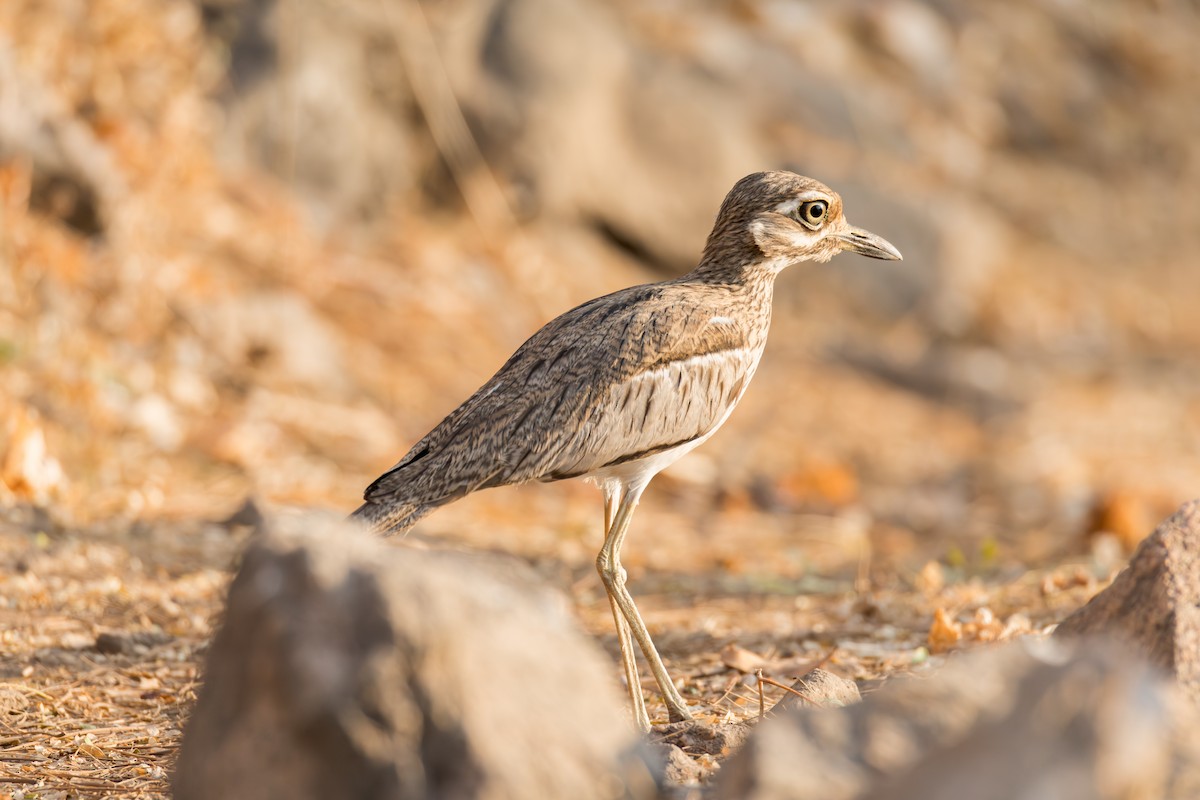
[354, 276, 774, 534]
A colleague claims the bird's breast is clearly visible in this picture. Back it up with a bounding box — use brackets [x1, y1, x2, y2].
[548, 343, 764, 477]
[621, 346, 760, 431]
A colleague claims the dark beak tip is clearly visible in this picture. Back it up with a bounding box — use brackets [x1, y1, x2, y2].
[840, 228, 903, 262]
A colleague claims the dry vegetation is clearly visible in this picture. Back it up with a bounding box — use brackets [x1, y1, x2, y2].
[0, 517, 229, 798]
[2, 0, 1199, 796]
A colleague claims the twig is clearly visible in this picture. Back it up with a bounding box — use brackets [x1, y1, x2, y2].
[713, 673, 744, 707]
[778, 645, 838, 680]
[0, 734, 49, 746]
[757, 673, 818, 706]
[8, 686, 56, 702]
[754, 669, 765, 721]
[51, 724, 149, 737]
[727, 689, 761, 708]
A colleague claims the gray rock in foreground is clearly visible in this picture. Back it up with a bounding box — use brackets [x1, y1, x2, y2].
[173, 514, 654, 800]
[772, 667, 861, 714]
[1056, 498, 1200, 700]
[717, 639, 1173, 800]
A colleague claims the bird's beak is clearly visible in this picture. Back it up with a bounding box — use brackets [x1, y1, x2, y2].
[834, 226, 903, 261]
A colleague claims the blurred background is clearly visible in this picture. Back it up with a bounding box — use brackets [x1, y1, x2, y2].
[1, 0, 1198, 585]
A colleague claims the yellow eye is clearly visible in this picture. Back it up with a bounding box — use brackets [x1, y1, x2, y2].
[798, 200, 828, 228]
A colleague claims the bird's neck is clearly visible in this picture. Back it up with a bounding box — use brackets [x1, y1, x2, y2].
[682, 254, 782, 296]
[672, 261, 777, 342]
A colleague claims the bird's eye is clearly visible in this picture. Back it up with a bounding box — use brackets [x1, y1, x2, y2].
[797, 200, 828, 228]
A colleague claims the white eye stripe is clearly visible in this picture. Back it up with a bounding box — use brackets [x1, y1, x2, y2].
[773, 193, 832, 217]
[774, 198, 803, 215]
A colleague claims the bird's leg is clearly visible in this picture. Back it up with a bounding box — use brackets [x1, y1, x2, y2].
[600, 485, 649, 733]
[597, 484, 693, 724]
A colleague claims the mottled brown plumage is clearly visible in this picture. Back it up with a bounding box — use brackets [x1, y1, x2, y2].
[353, 171, 901, 731]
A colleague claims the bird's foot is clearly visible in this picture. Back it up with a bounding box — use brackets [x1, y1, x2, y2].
[666, 702, 694, 724]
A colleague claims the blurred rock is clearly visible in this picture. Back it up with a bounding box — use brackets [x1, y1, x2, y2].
[216, 0, 425, 226]
[1057, 499, 1200, 701]
[1170, 697, 1200, 800]
[771, 668, 860, 714]
[449, 0, 769, 272]
[93, 630, 174, 656]
[216, 0, 769, 269]
[187, 290, 347, 391]
[861, 2, 956, 92]
[717, 639, 1172, 800]
[174, 514, 656, 800]
[652, 743, 707, 787]
[857, 644, 1170, 800]
[217, 495, 266, 531]
[656, 720, 751, 759]
[828, 342, 1021, 420]
[0, 41, 124, 234]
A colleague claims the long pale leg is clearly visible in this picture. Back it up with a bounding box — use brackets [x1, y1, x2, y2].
[600, 484, 650, 733]
[596, 481, 693, 723]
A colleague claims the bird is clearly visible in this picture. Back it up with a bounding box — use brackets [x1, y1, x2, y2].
[352, 171, 901, 732]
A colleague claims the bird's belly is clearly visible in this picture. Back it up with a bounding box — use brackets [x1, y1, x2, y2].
[586, 428, 716, 489]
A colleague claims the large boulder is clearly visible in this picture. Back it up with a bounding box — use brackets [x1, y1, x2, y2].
[1056, 499, 1200, 700]
[213, 0, 768, 269]
[717, 638, 1173, 800]
[174, 514, 655, 800]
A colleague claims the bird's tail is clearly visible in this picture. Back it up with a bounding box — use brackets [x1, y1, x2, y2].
[348, 500, 434, 536]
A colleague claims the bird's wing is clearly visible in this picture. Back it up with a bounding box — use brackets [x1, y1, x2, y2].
[363, 282, 759, 508]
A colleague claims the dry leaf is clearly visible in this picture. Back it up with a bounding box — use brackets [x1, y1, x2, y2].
[1, 406, 65, 503]
[963, 607, 1002, 642]
[720, 644, 766, 673]
[1086, 487, 1151, 552]
[927, 607, 962, 654]
[78, 742, 106, 759]
[1040, 566, 1094, 596]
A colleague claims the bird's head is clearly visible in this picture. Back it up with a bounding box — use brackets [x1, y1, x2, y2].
[700, 171, 902, 274]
